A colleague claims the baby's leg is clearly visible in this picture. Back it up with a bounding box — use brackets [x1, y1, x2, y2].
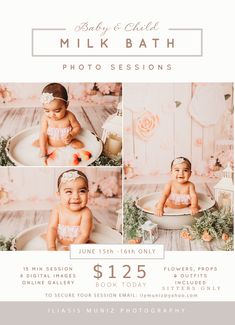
[70, 139, 84, 149]
[58, 245, 69, 251]
[32, 139, 40, 147]
[40, 233, 47, 241]
[87, 239, 96, 244]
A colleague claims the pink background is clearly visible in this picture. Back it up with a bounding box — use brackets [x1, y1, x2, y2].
[124, 83, 233, 176]
[0, 83, 121, 108]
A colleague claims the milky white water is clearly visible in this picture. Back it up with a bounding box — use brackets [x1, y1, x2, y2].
[7, 127, 102, 166]
[15, 224, 122, 250]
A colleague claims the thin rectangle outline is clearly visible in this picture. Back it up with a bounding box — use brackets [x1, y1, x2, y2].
[69, 245, 165, 260]
[32, 28, 203, 57]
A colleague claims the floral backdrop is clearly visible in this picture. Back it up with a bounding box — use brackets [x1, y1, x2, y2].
[124, 83, 233, 178]
[0, 83, 122, 108]
[0, 167, 122, 207]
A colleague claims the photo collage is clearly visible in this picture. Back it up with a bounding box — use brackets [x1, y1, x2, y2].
[0, 82, 233, 251]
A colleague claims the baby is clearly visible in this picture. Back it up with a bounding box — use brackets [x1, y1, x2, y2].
[33, 83, 84, 164]
[155, 157, 199, 216]
[47, 169, 93, 250]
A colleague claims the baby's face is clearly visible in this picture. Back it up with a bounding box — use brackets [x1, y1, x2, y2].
[58, 178, 88, 211]
[43, 99, 67, 121]
[171, 162, 191, 184]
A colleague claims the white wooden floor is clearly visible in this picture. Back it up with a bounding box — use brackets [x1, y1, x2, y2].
[0, 104, 116, 139]
[124, 181, 224, 251]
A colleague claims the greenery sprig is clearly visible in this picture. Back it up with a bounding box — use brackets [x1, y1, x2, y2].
[188, 208, 233, 239]
[223, 236, 233, 251]
[0, 137, 15, 166]
[91, 153, 122, 166]
[182, 208, 234, 250]
[123, 197, 148, 240]
[0, 235, 14, 251]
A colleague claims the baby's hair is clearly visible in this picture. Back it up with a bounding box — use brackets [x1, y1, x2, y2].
[171, 157, 192, 170]
[57, 169, 89, 190]
[42, 83, 68, 102]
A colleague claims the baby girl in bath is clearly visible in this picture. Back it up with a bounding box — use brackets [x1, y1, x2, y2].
[155, 157, 199, 216]
[47, 169, 93, 250]
[33, 83, 84, 164]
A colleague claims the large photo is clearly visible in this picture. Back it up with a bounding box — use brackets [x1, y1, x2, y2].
[123, 83, 233, 251]
[0, 167, 122, 250]
[0, 82, 122, 167]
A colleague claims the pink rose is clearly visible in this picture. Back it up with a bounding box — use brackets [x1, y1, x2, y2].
[135, 111, 159, 140]
[195, 138, 203, 146]
[180, 230, 192, 240]
[201, 230, 213, 242]
[96, 83, 116, 95]
[222, 233, 229, 241]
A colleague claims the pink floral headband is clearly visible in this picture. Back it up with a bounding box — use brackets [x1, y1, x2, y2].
[60, 171, 87, 184]
[171, 157, 191, 169]
[40, 92, 67, 105]
[172, 158, 185, 165]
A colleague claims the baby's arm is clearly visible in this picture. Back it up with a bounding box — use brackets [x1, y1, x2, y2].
[47, 207, 59, 250]
[155, 182, 171, 216]
[73, 208, 93, 244]
[39, 116, 48, 162]
[63, 112, 81, 144]
[189, 183, 199, 215]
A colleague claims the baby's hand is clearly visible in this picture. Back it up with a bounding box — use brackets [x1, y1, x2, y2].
[154, 207, 164, 216]
[48, 247, 56, 251]
[40, 154, 48, 166]
[190, 206, 199, 215]
[63, 133, 73, 145]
